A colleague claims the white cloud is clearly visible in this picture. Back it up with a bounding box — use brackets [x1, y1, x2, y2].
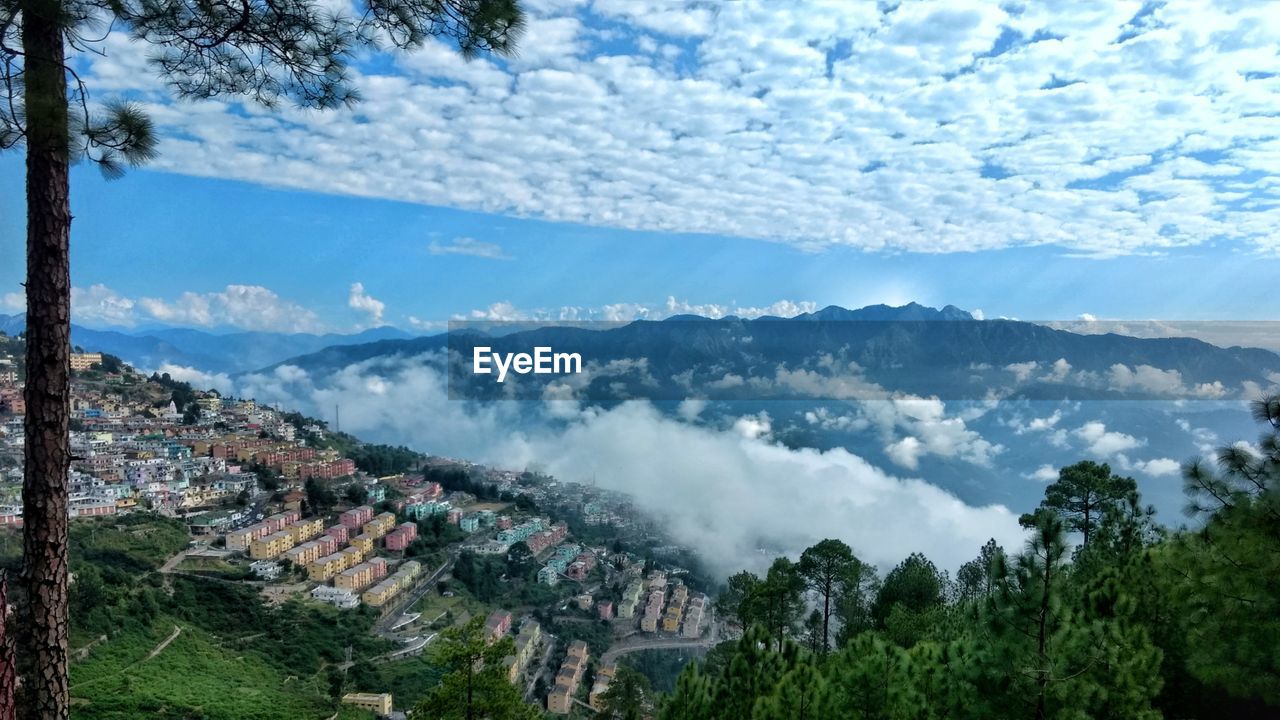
[453, 296, 818, 323]
[152, 363, 234, 394]
[1075, 420, 1143, 458]
[137, 285, 324, 333]
[347, 282, 386, 327]
[1117, 455, 1181, 477]
[72, 284, 138, 327]
[1, 292, 23, 313]
[428, 237, 513, 260]
[1026, 464, 1059, 482]
[78, 0, 1280, 256]
[237, 353, 1026, 574]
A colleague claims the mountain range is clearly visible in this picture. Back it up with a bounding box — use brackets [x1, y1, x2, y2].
[253, 303, 1280, 404]
[0, 313, 412, 374]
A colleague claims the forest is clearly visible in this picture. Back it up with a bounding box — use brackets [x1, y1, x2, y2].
[633, 397, 1280, 720]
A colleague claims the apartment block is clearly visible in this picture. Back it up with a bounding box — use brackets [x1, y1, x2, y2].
[324, 524, 349, 544]
[362, 511, 396, 539]
[309, 552, 350, 581]
[361, 560, 422, 608]
[485, 610, 513, 644]
[286, 517, 324, 543]
[341, 693, 392, 716]
[618, 581, 644, 619]
[69, 352, 104, 372]
[282, 537, 332, 567]
[384, 522, 418, 551]
[336, 558, 387, 591]
[350, 532, 375, 555]
[249, 530, 296, 560]
[547, 640, 589, 715]
[340, 505, 374, 529]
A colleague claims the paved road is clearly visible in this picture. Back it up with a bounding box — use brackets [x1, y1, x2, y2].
[599, 614, 720, 666]
[373, 554, 457, 636]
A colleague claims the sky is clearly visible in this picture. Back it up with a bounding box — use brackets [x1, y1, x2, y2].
[3, 0, 1280, 334]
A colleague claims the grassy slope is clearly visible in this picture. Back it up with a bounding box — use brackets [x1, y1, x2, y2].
[70, 617, 352, 720]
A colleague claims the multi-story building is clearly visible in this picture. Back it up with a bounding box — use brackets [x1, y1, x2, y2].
[618, 581, 644, 619]
[362, 512, 396, 539]
[341, 693, 392, 717]
[340, 505, 374, 530]
[309, 551, 350, 581]
[682, 597, 705, 638]
[547, 641, 590, 715]
[69, 352, 104, 372]
[335, 558, 387, 591]
[384, 522, 418, 551]
[324, 524, 349, 544]
[361, 560, 422, 607]
[589, 664, 617, 711]
[349, 532, 375, 555]
[249, 530, 295, 560]
[485, 610, 512, 644]
[286, 517, 324, 544]
[282, 536, 335, 567]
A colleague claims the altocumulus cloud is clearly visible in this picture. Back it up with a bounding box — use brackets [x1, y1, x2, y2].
[80, 0, 1280, 256]
[238, 354, 1025, 575]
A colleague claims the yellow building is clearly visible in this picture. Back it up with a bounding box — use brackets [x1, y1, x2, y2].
[361, 580, 399, 608]
[362, 512, 396, 539]
[70, 352, 103, 371]
[547, 684, 573, 715]
[309, 552, 348, 581]
[196, 396, 222, 413]
[249, 530, 295, 560]
[340, 546, 364, 567]
[341, 693, 392, 716]
[662, 608, 683, 633]
[287, 518, 323, 543]
[336, 561, 380, 591]
[283, 539, 327, 567]
[349, 533, 375, 555]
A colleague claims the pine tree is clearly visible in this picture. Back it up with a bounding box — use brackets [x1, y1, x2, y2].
[797, 538, 863, 654]
[2, 2, 525, 717]
[658, 663, 714, 720]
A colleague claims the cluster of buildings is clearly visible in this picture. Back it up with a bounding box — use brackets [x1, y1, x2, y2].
[589, 663, 618, 712]
[362, 560, 422, 608]
[547, 640, 590, 715]
[0, 357, 373, 525]
[631, 571, 704, 638]
[537, 542, 599, 586]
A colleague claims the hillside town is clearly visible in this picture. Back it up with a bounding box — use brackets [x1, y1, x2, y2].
[0, 338, 716, 717]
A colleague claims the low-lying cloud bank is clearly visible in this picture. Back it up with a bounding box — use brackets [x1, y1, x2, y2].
[237, 354, 1025, 576]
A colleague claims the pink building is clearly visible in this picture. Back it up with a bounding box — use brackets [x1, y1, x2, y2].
[597, 601, 614, 620]
[384, 522, 419, 551]
[368, 556, 389, 580]
[315, 534, 339, 556]
[340, 505, 374, 529]
[484, 610, 513, 643]
[497, 516, 513, 531]
[325, 524, 349, 544]
[446, 509, 463, 525]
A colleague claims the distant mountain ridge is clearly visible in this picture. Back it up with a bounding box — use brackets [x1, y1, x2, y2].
[254, 303, 1280, 403]
[0, 313, 412, 374]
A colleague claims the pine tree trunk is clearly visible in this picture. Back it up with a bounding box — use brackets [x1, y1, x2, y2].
[19, 0, 72, 717]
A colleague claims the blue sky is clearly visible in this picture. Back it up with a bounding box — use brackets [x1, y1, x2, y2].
[3, 0, 1279, 333]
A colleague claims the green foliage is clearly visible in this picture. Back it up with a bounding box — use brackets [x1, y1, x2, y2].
[1021, 461, 1138, 546]
[347, 443, 422, 476]
[596, 666, 654, 720]
[412, 616, 540, 720]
